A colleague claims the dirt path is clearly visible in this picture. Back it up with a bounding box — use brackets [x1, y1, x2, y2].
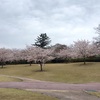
[0, 75, 100, 100]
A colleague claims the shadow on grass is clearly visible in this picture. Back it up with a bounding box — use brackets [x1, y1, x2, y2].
[74, 62, 95, 67]
[24, 65, 30, 67]
[23, 64, 38, 67]
[33, 69, 49, 72]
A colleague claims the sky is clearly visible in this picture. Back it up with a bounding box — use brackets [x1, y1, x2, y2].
[0, 0, 100, 49]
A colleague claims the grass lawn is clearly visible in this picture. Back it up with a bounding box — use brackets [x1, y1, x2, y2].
[0, 76, 22, 82]
[0, 88, 58, 100]
[87, 92, 100, 98]
[0, 62, 100, 83]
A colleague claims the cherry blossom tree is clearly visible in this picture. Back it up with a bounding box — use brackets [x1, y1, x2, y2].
[20, 49, 28, 63]
[25, 46, 36, 66]
[87, 43, 99, 57]
[0, 48, 13, 68]
[11, 49, 22, 64]
[53, 47, 71, 62]
[26, 46, 54, 71]
[50, 44, 68, 62]
[73, 40, 90, 64]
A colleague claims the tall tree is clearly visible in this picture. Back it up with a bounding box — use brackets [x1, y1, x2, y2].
[94, 24, 100, 47]
[34, 33, 51, 48]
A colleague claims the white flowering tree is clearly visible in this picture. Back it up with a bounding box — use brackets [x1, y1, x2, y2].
[25, 46, 36, 66]
[73, 40, 90, 64]
[54, 47, 71, 62]
[87, 43, 99, 57]
[0, 48, 13, 68]
[26, 46, 54, 71]
[11, 49, 22, 64]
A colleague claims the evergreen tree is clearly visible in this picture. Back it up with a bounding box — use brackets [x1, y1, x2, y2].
[94, 24, 100, 47]
[34, 33, 51, 48]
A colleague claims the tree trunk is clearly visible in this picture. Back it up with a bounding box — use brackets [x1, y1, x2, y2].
[83, 57, 86, 65]
[40, 63, 43, 71]
[84, 61, 86, 65]
[30, 62, 32, 66]
[1, 64, 3, 68]
[29, 61, 32, 66]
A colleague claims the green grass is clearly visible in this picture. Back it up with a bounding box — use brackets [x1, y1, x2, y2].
[0, 88, 58, 100]
[0, 62, 100, 83]
[0, 76, 22, 82]
[87, 92, 100, 98]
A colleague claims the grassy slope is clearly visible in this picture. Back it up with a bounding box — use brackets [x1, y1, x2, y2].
[0, 88, 58, 100]
[0, 76, 22, 82]
[0, 62, 100, 83]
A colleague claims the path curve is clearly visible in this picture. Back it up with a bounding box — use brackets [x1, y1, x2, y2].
[0, 75, 100, 91]
[0, 75, 100, 100]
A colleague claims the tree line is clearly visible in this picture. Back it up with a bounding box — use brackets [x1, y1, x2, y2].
[0, 25, 100, 71]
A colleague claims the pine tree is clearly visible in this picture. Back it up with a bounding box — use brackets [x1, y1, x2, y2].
[34, 33, 51, 48]
[94, 24, 100, 47]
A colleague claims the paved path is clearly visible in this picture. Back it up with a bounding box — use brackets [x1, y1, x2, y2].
[0, 81, 100, 91]
[0, 75, 100, 100]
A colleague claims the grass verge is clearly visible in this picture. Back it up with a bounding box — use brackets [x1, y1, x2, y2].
[87, 91, 100, 98]
[0, 76, 22, 82]
[0, 88, 58, 100]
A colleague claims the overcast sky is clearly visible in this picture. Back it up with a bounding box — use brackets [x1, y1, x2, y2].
[0, 0, 100, 49]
